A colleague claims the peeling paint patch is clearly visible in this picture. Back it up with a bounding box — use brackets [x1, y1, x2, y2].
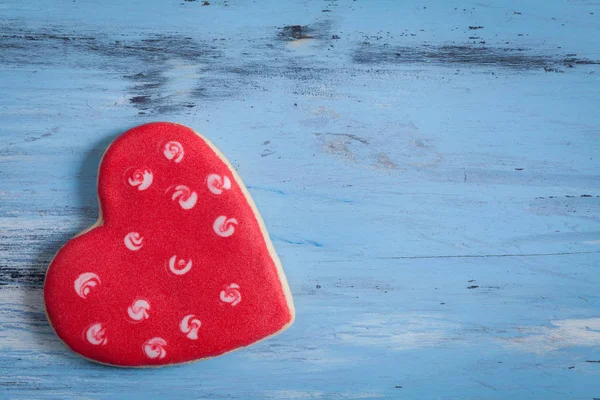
[374, 153, 398, 169]
[501, 318, 600, 353]
[337, 313, 465, 350]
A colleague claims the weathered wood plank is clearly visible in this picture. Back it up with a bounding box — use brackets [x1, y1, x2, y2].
[1, 0, 599, 398]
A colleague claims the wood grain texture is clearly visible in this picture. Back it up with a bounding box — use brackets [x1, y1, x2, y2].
[1, 0, 599, 398]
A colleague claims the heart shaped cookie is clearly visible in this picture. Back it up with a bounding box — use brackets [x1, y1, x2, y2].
[44, 122, 295, 367]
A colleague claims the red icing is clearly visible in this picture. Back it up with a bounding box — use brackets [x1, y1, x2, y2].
[44, 122, 294, 367]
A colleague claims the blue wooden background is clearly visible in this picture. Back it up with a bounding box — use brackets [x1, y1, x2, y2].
[1, 0, 600, 398]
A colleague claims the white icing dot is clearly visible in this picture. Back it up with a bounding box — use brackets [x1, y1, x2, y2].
[206, 174, 231, 195]
[168, 255, 192, 275]
[74, 272, 100, 299]
[220, 283, 241, 306]
[127, 299, 150, 322]
[179, 315, 201, 340]
[127, 169, 153, 191]
[213, 216, 238, 237]
[163, 141, 184, 163]
[168, 185, 198, 210]
[124, 232, 144, 251]
[85, 323, 107, 345]
[143, 337, 167, 359]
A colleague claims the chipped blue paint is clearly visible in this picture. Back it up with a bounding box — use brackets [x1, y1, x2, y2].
[1, 0, 600, 399]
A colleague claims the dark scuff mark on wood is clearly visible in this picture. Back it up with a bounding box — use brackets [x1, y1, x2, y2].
[0, 28, 223, 114]
[276, 21, 334, 43]
[129, 95, 151, 105]
[0, 235, 62, 287]
[0, 31, 217, 64]
[278, 25, 314, 41]
[0, 205, 99, 286]
[352, 43, 600, 71]
[261, 149, 274, 157]
[2, 23, 341, 114]
[312, 132, 369, 145]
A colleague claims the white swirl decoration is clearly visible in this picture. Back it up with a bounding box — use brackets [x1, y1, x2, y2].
[179, 315, 202, 340]
[74, 272, 100, 299]
[169, 185, 198, 210]
[163, 141, 184, 163]
[127, 169, 153, 191]
[206, 174, 231, 195]
[124, 232, 144, 251]
[213, 216, 238, 237]
[144, 337, 167, 360]
[168, 255, 192, 275]
[127, 299, 150, 322]
[220, 283, 241, 306]
[85, 322, 107, 345]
